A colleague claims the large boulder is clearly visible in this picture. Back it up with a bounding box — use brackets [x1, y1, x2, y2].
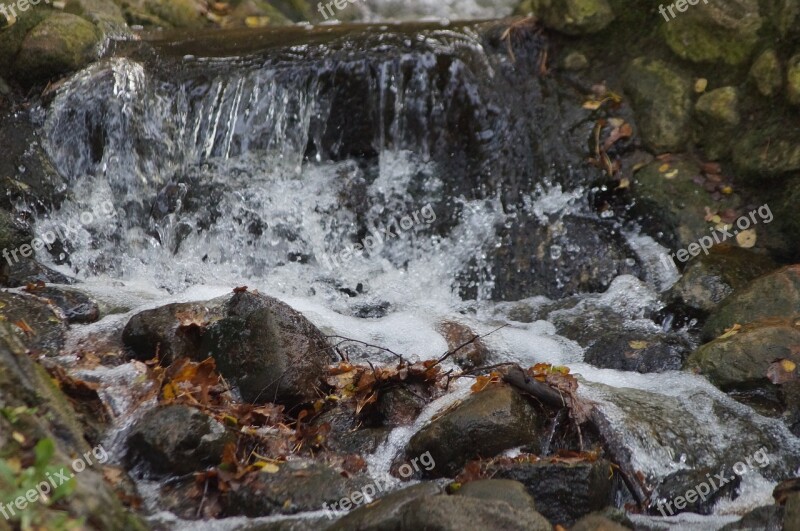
[405, 384, 544, 477]
[661, 0, 762, 65]
[328, 482, 442, 530]
[123, 290, 334, 404]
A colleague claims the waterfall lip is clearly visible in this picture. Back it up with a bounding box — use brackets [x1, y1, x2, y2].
[112, 19, 500, 61]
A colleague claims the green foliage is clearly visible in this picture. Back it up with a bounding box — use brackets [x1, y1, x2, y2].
[0, 438, 83, 531]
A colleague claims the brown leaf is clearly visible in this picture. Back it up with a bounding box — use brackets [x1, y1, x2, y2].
[767, 359, 798, 385]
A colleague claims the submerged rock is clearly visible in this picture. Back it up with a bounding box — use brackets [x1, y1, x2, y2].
[405, 384, 544, 477]
[437, 321, 491, 369]
[649, 466, 741, 516]
[486, 458, 616, 526]
[127, 404, 233, 475]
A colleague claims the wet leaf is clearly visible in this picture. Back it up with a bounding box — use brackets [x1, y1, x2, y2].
[736, 229, 757, 248]
[694, 78, 708, 93]
[628, 340, 648, 350]
[719, 323, 742, 339]
[767, 359, 797, 385]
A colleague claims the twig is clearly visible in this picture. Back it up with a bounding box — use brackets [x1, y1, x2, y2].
[431, 323, 509, 369]
[325, 336, 407, 363]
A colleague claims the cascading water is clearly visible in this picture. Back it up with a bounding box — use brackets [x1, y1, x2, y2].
[28, 21, 800, 530]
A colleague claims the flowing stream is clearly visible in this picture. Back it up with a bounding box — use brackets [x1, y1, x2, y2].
[26, 21, 800, 530]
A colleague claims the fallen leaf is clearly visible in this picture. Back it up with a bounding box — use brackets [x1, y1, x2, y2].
[736, 229, 757, 248]
[719, 323, 741, 339]
[695, 78, 708, 93]
[628, 340, 648, 349]
[767, 359, 797, 385]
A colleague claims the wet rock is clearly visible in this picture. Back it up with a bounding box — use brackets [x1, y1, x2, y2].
[0, 291, 66, 357]
[401, 495, 551, 531]
[378, 387, 427, 426]
[785, 493, 800, 531]
[24, 285, 100, 324]
[222, 0, 292, 28]
[406, 384, 544, 477]
[623, 58, 691, 152]
[0, 321, 146, 529]
[667, 247, 776, 313]
[127, 404, 233, 475]
[1, 258, 74, 288]
[123, 291, 334, 404]
[222, 459, 366, 517]
[328, 482, 442, 531]
[14, 13, 103, 86]
[437, 321, 490, 369]
[630, 156, 739, 251]
[689, 319, 800, 390]
[789, 54, 800, 106]
[123, 301, 220, 362]
[649, 466, 740, 516]
[662, 0, 762, 65]
[718, 504, 784, 530]
[750, 50, 783, 97]
[478, 214, 641, 301]
[552, 303, 690, 372]
[486, 458, 616, 526]
[453, 479, 538, 514]
[199, 291, 333, 404]
[517, 0, 615, 35]
[571, 512, 631, 531]
[701, 266, 800, 341]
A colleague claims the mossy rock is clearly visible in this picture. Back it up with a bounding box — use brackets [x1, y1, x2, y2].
[517, 0, 614, 35]
[688, 318, 800, 389]
[13, 13, 102, 87]
[623, 57, 692, 152]
[788, 54, 800, 106]
[0, 322, 147, 529]
[750, 49, 783, 97]
[693, 86, 740, 159]
[661, 0, 762, 66]
[731, 113, 800, 177]
[143, 0, 206, 28]
[702, 265, 800, 340]
[64, 0, 131, 37]
[0, 7, 52, 77]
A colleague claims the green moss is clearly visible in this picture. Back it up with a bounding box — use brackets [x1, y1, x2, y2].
[517, 0, 615, 35]
[14, 13, 102, 86]
[788, 54, 800, 105]
[663, 20, 758, 65]
[144, 0, 206, 28]
[749, 49, 783, 97]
